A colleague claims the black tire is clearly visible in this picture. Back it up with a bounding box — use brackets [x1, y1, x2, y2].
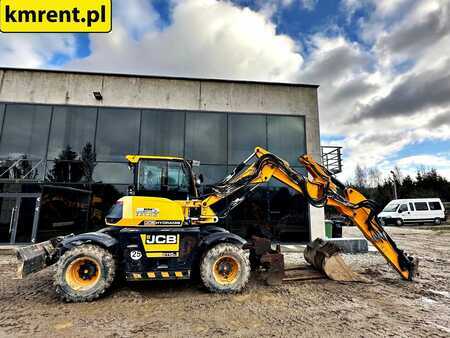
[396, 219, 404, 226]
[434, 218, 442, 225]
[200, 243, 250, 294]
[54, 244, 116, 302]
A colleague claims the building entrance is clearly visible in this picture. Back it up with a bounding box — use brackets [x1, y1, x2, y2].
[0, 193, 40, 244]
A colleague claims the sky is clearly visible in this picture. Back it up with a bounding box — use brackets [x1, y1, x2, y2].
[0, 0, 449, 182]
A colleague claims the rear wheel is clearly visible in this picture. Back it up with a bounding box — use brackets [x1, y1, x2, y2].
[54, 244, 116, 302]
[200, 243, 250, 293]
[434, 218, 442, 225]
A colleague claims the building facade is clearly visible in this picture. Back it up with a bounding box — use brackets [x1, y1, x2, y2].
[0, 68, 324, 244]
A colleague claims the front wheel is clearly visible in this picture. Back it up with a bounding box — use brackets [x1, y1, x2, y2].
[200, 243, 250, 293]
[396, 219, 404, 226]
[54, 244, 116, 302]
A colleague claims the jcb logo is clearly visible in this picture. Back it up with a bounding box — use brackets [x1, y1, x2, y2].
[147, 235, 178, 244]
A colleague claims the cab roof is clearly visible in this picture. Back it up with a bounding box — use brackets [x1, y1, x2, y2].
[126, 155, 185, 163]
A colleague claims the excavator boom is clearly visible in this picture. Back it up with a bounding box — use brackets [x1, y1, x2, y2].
[201, 147, 418, 281]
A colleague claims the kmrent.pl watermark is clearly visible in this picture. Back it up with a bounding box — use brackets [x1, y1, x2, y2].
[0, 0, 111, 32]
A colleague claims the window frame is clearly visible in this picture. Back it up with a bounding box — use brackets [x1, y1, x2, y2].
[429, 202, 442, 211]
[414, 202, 429, 211]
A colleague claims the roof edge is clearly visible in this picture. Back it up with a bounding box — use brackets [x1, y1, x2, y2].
[0, 67, 319, 89]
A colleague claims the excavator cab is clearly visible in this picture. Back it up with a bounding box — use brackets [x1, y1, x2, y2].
[126, 155, 199, 200]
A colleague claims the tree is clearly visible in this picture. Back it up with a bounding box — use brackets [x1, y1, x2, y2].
[81, 142, 96, 182]
[368, 167, 382, 188]
[354, 164, 368, 189]
[47, 146, 84, 183]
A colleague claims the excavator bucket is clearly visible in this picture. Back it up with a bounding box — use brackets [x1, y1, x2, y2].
[16, 239, 60, 279]
[304, 238, 365, 282]
[250, 236, 364, 284]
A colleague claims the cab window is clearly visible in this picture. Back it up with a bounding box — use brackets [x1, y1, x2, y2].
[136, 159, 196, 199]
[138, 160, 165, 192]
[168, 162, 189, 192]
[409, 203, 415, 211]
[398, 204, 408, 213]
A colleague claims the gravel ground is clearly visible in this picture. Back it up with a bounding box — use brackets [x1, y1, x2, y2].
[0, 226, 449, 337]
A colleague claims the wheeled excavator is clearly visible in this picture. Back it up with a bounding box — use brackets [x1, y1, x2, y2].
[17, 147, 418, 302]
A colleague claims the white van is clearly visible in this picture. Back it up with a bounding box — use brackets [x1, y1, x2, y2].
[378, 198, 446, 226]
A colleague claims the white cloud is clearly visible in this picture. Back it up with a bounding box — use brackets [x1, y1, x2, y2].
[395, 154, 450, 179]
[0, 34, 77, 68]
[69, 0, 302, 82]
[300, 0, 318, 11]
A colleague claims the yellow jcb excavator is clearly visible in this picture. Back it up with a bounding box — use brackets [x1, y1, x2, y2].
[17, 147, 418, 302]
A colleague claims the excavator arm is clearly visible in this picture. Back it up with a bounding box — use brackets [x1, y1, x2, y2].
[199, 147, 418, 281]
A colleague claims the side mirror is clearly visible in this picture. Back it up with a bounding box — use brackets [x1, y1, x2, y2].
[128, 185, 136, 196]
[195, 174, 204, 186]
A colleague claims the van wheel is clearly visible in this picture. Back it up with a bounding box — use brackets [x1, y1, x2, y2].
[434, 218, 442, 225]
[200, 243, 250, 293]
[396, 219, 403, 226]
[54, 244, 116, 302]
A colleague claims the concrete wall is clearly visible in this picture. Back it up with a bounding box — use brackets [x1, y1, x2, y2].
[0, 68, 325, 240]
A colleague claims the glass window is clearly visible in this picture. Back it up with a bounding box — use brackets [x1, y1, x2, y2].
[429, 202, 442, 210]
[398, 204, 408, 212]
[93, 162, 133, 184]
[185, 112, 227, 164]
[141, 109, 185, 157]
[46, 159, 93, 183]
[96, 108, 140, 161]
[0, 104, 51, 159]
[0, 103, 5, 133]
[48, 106, 97, 160]
[194, 165, 228, 185]
[168, 161, 189, 192]
[267, 176, 309, 242]
[228, 114, 266, 165]
[409, 202, 415, 211]
[138, 160, 165, 192]
[268, 115, 306, 164]
[383, 204, 399, 212]
[414, 202, 429, 211]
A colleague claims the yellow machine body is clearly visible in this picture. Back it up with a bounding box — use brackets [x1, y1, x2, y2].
[113, 196, 185, 227]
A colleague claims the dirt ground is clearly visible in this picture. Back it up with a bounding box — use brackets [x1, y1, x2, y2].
[0, 226, 449, 338]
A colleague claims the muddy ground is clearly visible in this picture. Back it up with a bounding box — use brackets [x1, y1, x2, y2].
[0, 226, 449, 337]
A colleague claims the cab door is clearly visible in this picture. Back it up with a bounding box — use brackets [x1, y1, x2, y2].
[399, 203, 413, 223]
[397, 203, 411, 223]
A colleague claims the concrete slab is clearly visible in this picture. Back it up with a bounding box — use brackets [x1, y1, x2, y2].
[0, 246, 19, 255]
[325, 238, 369, 254]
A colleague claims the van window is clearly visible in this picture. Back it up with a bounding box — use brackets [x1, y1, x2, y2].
[429, 202, 442, 210]
[398, 204, 408, 212]
[383, 204, 399, 212]
[409, 203, 415, 211]
[414, 202, 429, 211]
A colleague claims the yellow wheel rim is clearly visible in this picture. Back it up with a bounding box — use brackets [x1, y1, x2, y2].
[65, 257, 101, 291]
[213, 255, 240, 285]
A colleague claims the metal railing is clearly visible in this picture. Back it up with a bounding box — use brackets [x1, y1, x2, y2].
[0, 156, 45, 181]
[321, 146, 343, 175]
